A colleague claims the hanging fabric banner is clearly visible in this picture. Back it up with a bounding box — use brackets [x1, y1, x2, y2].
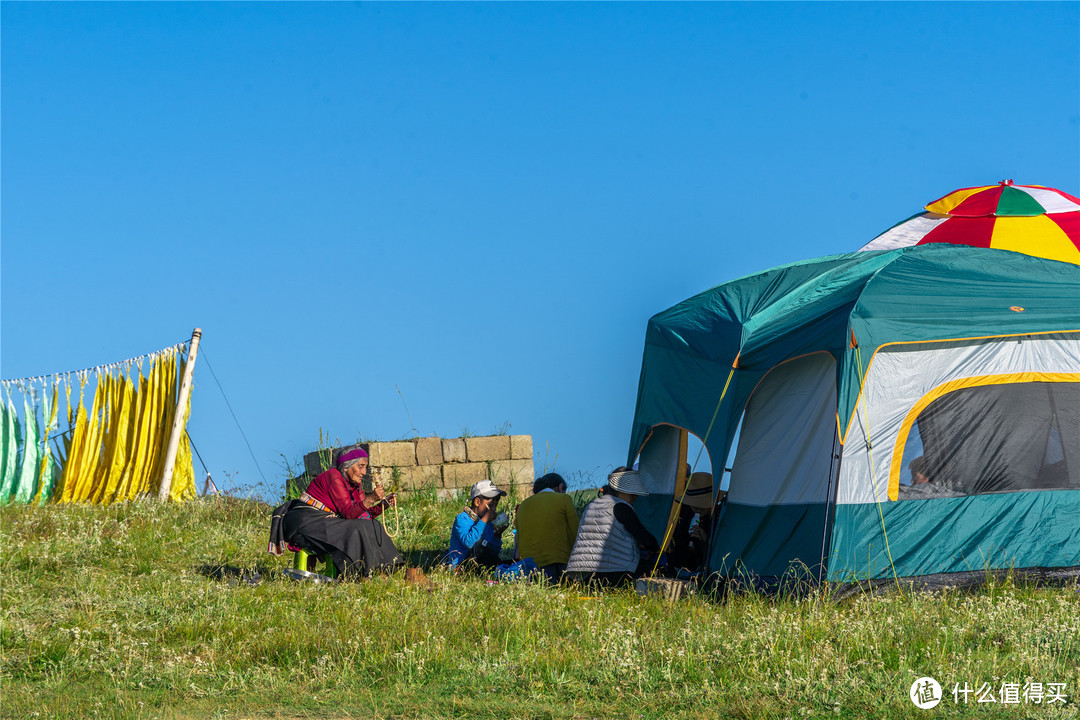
[171, 394, 196, 503]
[1, 339, 197, 505]
[33, 379, 60, 505]
[0, 389, 20, 503]
[13, 393, 41, 504]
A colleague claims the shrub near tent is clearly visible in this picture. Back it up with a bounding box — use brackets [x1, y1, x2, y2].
[628, 242, 1079, 585]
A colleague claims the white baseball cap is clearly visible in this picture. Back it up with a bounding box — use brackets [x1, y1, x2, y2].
[469, 480, 507, 500]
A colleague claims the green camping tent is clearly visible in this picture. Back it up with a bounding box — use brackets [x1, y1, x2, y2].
[628, 244, 1079, 584]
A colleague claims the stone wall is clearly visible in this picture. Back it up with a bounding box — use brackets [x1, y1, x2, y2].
[302, 435, 534, 494]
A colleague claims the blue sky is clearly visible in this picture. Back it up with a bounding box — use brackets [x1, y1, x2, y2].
[2, 2, 1077, 494]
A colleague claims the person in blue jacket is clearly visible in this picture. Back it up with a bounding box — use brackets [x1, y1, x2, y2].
[447, 480, 508, 569]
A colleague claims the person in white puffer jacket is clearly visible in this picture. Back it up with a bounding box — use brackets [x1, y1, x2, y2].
[564, 467, 660, 587]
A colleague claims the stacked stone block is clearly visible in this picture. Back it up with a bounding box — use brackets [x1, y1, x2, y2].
[302, 434, 534, 494]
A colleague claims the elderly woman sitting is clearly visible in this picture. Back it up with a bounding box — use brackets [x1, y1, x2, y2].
[563, 467, 660, 587]
[270, 447, 403, 578]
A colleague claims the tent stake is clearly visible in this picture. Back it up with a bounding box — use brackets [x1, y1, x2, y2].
[159, 328, 202, 502]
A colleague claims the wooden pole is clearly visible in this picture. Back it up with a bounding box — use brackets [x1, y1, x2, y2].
[159, 328, 202, 502]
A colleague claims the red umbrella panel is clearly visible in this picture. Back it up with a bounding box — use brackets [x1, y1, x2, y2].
[860, 182, 1080, 264]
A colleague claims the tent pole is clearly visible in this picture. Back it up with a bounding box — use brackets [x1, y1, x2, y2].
[817, 432, 843, 584]
[158, 328, 202, 502]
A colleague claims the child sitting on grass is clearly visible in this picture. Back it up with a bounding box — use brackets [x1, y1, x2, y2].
[446, 480, 536, 580]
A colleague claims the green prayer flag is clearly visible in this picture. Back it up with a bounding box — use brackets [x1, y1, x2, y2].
[14, 396, 41, 504]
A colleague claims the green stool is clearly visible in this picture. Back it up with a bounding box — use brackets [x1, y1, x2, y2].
[292, 548, 339, 579]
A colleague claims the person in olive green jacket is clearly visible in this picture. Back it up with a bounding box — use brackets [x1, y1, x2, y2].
[514, 473, 579, 581]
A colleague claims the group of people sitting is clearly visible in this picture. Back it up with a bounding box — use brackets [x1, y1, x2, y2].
[270, 446, 721, 587]
[447, 466, 721, 586]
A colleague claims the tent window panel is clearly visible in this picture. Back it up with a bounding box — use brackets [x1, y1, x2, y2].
[1050, 383, 1080, 486]
[635, 424, 683, 496]
[728, 353, 836, 506]
[898, 381, 1079, 499]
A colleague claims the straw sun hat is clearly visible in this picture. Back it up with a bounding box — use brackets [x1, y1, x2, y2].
[607, 469, 649, 496]
[683, 472, 715, 510]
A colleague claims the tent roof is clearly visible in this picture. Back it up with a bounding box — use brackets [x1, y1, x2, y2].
[630, 244, 1080, 462]
[647, 245, 1078, 370]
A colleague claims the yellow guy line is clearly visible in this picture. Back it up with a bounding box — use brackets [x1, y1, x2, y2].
[853, 342, 900, 586]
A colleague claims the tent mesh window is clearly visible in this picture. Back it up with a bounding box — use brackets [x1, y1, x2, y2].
[898, 381, 1079, 498]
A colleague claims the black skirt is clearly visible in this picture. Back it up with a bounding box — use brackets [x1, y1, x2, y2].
[282, 502, 403, 577]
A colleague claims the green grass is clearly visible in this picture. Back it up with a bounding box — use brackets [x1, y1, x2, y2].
[2, 495, 1078, 719]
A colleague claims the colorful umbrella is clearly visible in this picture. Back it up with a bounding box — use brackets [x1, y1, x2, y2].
[859, 181, 1080, 264]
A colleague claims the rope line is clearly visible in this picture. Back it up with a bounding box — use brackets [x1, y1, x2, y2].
[187, 433, 210, 477]
[854, 342, 901, 585]
[199, 348, 268, 485]
[0, 341, 188, 386]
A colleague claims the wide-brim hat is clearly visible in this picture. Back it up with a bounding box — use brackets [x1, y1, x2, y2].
[608, 470, 649, 496]
[683, 472, 714, 510]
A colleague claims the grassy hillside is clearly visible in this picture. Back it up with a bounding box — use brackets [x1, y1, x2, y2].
[2, 493, 1078, 719]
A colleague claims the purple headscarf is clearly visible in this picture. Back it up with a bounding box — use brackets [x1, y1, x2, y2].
[337, 447, 369, 470]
